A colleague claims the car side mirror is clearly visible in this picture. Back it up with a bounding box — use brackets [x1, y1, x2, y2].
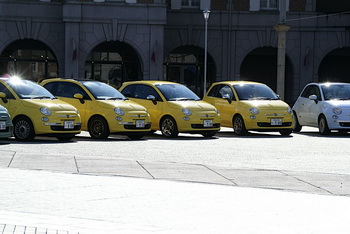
[74, 93, 85, 104]
[147, 95, 157, 105]
[309, 94, 318, 104]
[222, 94, 232, 104]
[0, 92, 8, 103]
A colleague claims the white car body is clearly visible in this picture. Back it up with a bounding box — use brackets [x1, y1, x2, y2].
[293, 82, 350, 134]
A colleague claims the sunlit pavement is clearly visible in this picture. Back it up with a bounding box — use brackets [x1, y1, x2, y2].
[0, 168, 350, 234]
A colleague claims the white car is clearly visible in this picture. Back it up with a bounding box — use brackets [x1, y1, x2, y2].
[292, 82, 350, 135]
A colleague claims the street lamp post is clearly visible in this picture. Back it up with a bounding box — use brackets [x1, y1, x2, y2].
[203, 9, 210, 97]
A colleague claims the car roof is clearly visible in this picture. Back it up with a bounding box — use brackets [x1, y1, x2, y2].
[210, 81, 264, 86]
[122, 80, 180, 86]
[307, 82, 350, 86]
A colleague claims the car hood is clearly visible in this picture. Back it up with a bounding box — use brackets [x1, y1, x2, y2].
[22, 99, 77, 111]
[326, 100, 350, 109]
[168, 100, 216, 111]
[97, 100, 147, 111]
[241, 100, 290, 110]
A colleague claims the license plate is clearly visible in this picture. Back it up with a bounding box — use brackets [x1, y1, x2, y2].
[203, 120, 213, 127]
[136, 120, 145, 128]
[64, 121, 74, 129]
[271, 118, 282, 126]
[0, 121, 5, 130]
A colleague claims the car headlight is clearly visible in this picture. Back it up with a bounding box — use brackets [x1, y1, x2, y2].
[333, 108, 342, 115]
[287, 107, 293, 114]
[249, 107, 259, 115]
[214, 108, 219, 115]
[40, 107, 51, 116]
[75, 109, 79, 115]
[114, 107, 125, 116]
[182, 108, 192, 116]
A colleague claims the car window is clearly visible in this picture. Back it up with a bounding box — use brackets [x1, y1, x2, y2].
[45, 82, 90, 100]
[218, 85, 235, 100]
[321, 84, 350, 100]
[0, 83, 15, 99]
[156, 83, 200, 101]
[7, 79, 55, 99]
[133, 84, 162, 101]
[301, 85, 321, 101]
[81, 81, 126, 100]
[233, 83, 279, 100]
[121, 85, 136, 98]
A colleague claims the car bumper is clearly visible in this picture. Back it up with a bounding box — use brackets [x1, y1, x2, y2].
[245, 114, 294, 131]
[176, 114, 221, 133]
[109, 113, 152, 133]
[33, 113, 82, 135]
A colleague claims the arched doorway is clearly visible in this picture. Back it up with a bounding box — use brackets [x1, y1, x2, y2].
[85, 41, 141, 89]
[164, 46, 215, 97]
[0, 39, 58, 81]
[240, 47, 294, 104]
[319, 48, 350, 83]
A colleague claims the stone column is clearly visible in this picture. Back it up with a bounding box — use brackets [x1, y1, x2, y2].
[274, 24, 290, 100]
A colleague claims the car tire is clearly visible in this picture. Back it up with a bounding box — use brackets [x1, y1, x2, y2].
[233, 115, 247, 136]
[127, 134, 145, 140]
[279, 129, 293, 136]
[319, 115, 330, 135]
[202, 132, 216, 138]
[56, 134, 75, 141]
[293, 112, 302, 133]
[13, 116, 35, 141]
[88, 116, 110, 139]
[160, 116, 179, 138]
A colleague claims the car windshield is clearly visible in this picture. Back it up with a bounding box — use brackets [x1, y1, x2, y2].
[321, 84, 350, 100]
[6, 78, 55, 99]
[233, 83, 279, 100]
[155, 84, 200, 101]
[81, 81, 127, 100]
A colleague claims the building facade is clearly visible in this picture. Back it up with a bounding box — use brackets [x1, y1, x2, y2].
[0, 0, 350, 104]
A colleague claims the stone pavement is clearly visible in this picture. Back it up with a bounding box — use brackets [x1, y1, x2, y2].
[0, 149, 350, 233]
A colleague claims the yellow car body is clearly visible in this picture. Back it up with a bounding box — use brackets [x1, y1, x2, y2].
[203, 81, 294, 135]
[119, 81, 220, 137]
[40, 78, 151, 139]
[0, 77, 81, 141]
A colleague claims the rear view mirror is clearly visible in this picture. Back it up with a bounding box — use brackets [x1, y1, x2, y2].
[74, 93, 85, 104]
[222, 94, 232, 104]
[147, 95, 157, 105]
[0, 92, 8, 103]
[309, 94, 318, 104]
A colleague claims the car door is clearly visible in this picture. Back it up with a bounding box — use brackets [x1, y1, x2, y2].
[298, 85, 322, 126]
[0, 82, 18, 117]
[43, 82, 91, 128]
[122, 84, 164, 130]
[204, 84, 236, 126]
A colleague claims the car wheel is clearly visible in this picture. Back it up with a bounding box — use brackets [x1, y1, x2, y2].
[202, 132, 216, 138]
[233, 115, 247, 135]
[318, 115, 330, 135]
[127, 134, 145, 140]
[160, 116, 179, 138]
[13, 116, 35, 141]
[56, 134, 75, 141]
[88, 116, 110, 139]
[279, 129, 293, 136]
[293, 112, 302, 133]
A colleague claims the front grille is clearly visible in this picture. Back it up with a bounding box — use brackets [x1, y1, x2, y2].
[257, 122, 292, 127]
[339, 122, 350, 127]
[50, 125, 81, 131]
[124, 124, 151, 130]
[191, 123, 220, 129]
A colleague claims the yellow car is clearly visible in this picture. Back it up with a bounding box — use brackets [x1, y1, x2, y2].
[119, 81, 220, 138]
[0, 77, 81, 141]
[203, 81, 294, 136]
[41, 78, 151, 140]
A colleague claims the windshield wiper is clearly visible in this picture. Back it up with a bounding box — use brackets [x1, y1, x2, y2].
[174, 98, 197, 101]
[105, 97, 125, 100]
[31, 96, 53, 99]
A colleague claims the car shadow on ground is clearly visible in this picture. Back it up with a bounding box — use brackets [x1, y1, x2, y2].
[0, 137, 78, 145]
[216, 130, 294, 139]
[293, 131, 350, 138]
[144, 132, 218, 141]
